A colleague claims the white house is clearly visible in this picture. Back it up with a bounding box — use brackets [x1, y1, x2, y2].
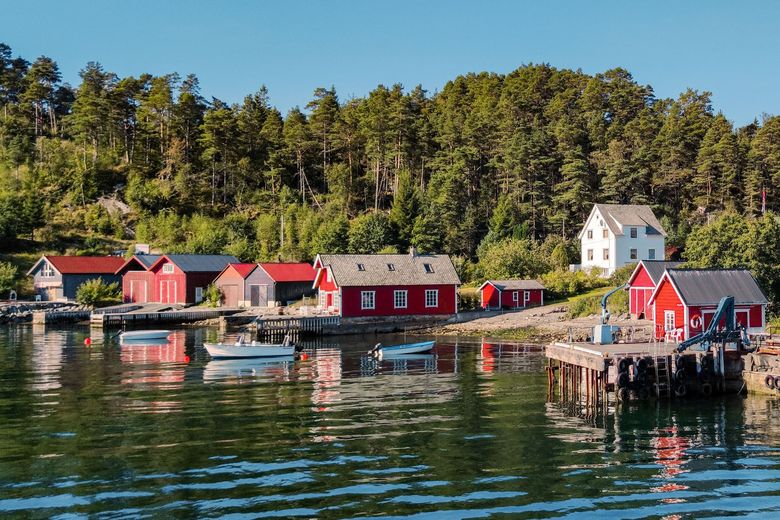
[577, 204, 666, 276]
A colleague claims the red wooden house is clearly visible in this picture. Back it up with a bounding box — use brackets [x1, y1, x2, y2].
[115, 254, 162, 303]
[626, 260, 681, 319]
[648, 268, 767, 341]
[478, 280, 544, 310]
[312, 251, 461, 318]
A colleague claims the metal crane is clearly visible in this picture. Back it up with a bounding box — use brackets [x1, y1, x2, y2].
[676, 295, 751, 352]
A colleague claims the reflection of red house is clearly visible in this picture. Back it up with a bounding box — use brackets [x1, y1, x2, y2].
[117, 254, 238, 304]
[648, 269, 767, 341]
[626, 260, 681, 319]
[478, 280, 544, 310]
[312, 251, 461, 318]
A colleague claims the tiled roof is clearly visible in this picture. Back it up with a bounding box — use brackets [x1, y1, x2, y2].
[585, 204, 667, 237]
[38, 255, 125, 275]
[316, 253, 460, 287]
[481, 279, 545, 291]
[259, 263, 315, 282]
[639, 260, 682, 284]
[154, 254, 239, 273]
[665, 269, 768, 306]
[225, 263, 258, 279]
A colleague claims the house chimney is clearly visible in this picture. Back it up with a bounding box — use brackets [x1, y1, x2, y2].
[409, 246, 418, 257]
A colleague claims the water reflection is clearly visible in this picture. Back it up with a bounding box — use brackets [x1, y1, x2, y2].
[1, 327, 780, 518]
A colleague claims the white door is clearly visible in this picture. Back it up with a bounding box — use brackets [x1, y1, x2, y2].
[664, 311, 675, 331]
[195, 287, 203, 303]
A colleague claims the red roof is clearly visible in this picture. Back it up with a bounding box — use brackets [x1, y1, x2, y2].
[259, 262, 316, 282]
[228, 263, 258, 279]
[44, 255, 126, 274]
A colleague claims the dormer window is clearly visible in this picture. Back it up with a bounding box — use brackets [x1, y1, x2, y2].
[41, 263, 54, 277]
[162, 263, 174, 274]
[423, 263, 434, 274]
[357, 263, 365, 271]
[387, 263, 395, 271]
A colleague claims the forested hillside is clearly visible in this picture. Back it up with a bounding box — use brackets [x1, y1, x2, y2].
[1, 42, 780, 289]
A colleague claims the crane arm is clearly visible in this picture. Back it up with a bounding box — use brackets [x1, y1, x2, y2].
[601, 283, 628, 325]
[676, 295, 735, 352]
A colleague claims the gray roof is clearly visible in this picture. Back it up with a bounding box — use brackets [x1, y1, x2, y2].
[665, 269, 768, 306]
[135, 254, 162, 268]
[640, 260, 682, 284]
[165, 254, 239, 273]
[482, 279, 545, 291]
[317, 253, 461, 287]
[586, 204, 667, 237]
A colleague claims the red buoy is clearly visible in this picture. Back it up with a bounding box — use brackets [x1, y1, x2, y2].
[183, 355, 191, 363]
[300, 353, 309, 361]
[84, 337, 92, 346]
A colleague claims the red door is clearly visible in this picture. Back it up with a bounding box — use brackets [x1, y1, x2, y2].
[326, 292, 333, 307]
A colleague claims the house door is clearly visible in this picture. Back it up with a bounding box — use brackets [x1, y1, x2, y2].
[736, 310, 749, 328]
[195, 287, 203, 303]
[159, 281, 177, 303]
[131, 280, 147, 303]
[222, 285, 239, 307]
[326, 292, 333, 308]
[250, 285, 267, 307]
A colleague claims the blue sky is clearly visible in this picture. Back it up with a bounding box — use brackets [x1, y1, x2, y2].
[4, 0, 779, 125]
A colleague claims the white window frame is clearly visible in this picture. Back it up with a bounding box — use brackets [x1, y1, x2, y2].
[524, 290, 531, 304]
[603, 248, 609, 260]
[394, 290, 407, 309]
[361, 290, 375, 310]
[41, 263, 55, 277]
[648, 249, 656, 260]
[587, 249, 593, 261]
[630, 248, 638, 260]
[423, 263, 434, 273]
[630, 227, 637, 238]
[664, 310, 675, 332]
[587, 230, 593, 239]
[195, 287, 203, 303]
[425, 289, 438, 308]
[602, 229, 608, 239]
[512, 291, 519, 303]
[162, 263, 174, 274]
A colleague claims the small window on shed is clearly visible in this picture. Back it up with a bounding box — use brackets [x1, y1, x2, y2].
[357, 263, 365, 271]
[162, 263, 174, 274]
[387, 263, 395, 271]
[423, 263, 434, 273]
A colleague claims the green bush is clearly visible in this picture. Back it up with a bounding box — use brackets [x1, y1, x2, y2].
[203, 284, 222, 307]
[0, 261, 17, 297]
[609, 263, 637, 286]
[541, 269, 608, 299]
[76, 278, 122, 307]
[566, 288, 628, 319]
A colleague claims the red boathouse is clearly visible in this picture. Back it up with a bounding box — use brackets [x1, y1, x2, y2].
[478, 280, 544, 310]
[115, 254, 162, 303]
[648, 268, 767, 341]
[626, 260, 681, 319]
[312, 250, 461, 318]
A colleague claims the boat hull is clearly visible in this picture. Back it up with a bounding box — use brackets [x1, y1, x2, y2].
[204, 342, 297, 359]
[377, 341, 435, 358]
[120, 330, 171, 341]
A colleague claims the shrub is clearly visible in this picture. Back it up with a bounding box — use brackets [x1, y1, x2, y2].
[609, 263, 637, 286]
[76, 278, 122, 307]
[541, 268, 608, 299]
[203, 284, 222, 307]
[476, 239, 551, 280]
[0, 261, 17, 297]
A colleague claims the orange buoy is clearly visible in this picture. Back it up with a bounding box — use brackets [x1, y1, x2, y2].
[183, 355, 191, 363]
[84, 337, 92, 346]
[300, 353, 309, 361]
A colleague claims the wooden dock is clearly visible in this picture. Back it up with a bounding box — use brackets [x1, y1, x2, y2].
[546, 340, 744, 408]
[252, 316, 342, 341]
[91, 308, 241, 328]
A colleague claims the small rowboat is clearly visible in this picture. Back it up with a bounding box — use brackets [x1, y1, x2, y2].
[119, 330, 171, 342]
[204, 341, 299, 359]
[368, 340, 435, 358]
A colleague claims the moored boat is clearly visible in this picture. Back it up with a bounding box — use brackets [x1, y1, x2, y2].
[119, 330, 171, 342]
[368, 340, 435, 358]
[204, 341, 299, 359]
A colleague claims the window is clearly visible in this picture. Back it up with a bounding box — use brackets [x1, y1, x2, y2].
[648, 249, 656, 260]
[423, 263, 434, 274]
[357, 263, 365, 271]
[394, 290, 407, 309]
[587, 249, 594, 261]
[425, 289, 439, 308]
[664, 310, 675, 332]
[195, 287, 203, 303]
[630, 249, 637, 260]
[41, 263, 54, 277]
[587, 230, 593, 239]
[630, 227, 638, 238]
[387, 263, 395, 271]
[602, 229, 608, 239]
[524, 290, 530, 303]
[603, 249, 609, 260]
[162, 263, 174, 274]
[512, 291, 519, 302]
[361, 291, 375, 310]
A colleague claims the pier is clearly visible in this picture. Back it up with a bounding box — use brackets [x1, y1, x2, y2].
[250, 315, 342, 341]
[90, 308, 242, 328]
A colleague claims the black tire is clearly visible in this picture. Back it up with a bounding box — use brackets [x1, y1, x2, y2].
[674, 368, 686, 382]
[618, 358, 630, 372]
[674, 384, 688, 397]
[765, 375, 775, 389]
[616, 386, 630, 401]
[701, 382, 713, 397]
[635, 372, 648, 386]
[674, 355, 685, 369]
[637, 386, 650, 400]
[617, 372, 630, 388]
[637, 358, 649, 373]
[774, 376, 780, 390]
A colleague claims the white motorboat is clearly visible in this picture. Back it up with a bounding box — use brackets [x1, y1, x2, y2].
[119, 330, 171, 342]
[368, 340, 436, 358]
[204, 341, 299, 359]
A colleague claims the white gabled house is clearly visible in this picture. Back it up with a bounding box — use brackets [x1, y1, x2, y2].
[577, 204, 666, 276]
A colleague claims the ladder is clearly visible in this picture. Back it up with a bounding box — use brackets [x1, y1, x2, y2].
[654, 355, 671, 398]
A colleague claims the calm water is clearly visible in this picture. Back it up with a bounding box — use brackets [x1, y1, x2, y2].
[1, 327, 780, 519]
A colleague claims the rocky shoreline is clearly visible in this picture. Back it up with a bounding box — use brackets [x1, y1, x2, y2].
[0, 302, 90, 324]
